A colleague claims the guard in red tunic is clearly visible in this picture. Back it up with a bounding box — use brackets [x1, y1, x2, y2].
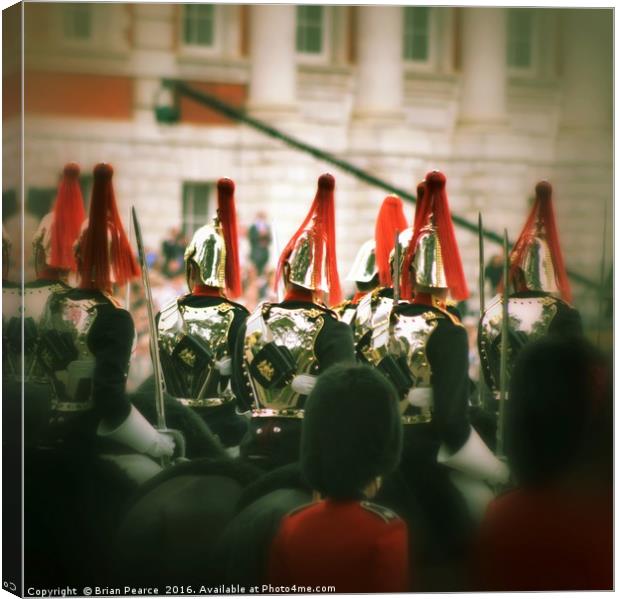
[267, 363, 408, 592]
[156, 178, 249, 452]
[471, 336, 611, 591]
[233, 174, 355, 470]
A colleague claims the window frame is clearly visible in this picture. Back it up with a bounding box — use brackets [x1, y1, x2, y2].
[178, 4, 223, 59]
[55, 4, 98, 49]
[295, 5, 332, 65]
[506, 8, 539, 78]
[402, 6, 438, 73]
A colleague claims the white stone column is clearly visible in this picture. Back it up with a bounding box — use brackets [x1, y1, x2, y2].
[131, 4, 177, 125]
[459, 8, 507, 125]
[353, 6, 403, 119]
[248, 5, 296, 113]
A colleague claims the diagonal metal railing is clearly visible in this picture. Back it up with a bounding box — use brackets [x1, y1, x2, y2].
[162, 79, 599, 290]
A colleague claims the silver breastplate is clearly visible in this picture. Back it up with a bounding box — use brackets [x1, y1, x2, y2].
[391, 312, 439, 387]
[39, 293, 106, 411]
[2, 283, 65, 382]
[3, 286, 21, 379]
[243, 305, 325, 413]
[363, 302, 439, 424]
[23, 283, 65, 380]
[353, 290, 394, 346]
[157, 298, 235, 407]
[479, 294, 559, 395]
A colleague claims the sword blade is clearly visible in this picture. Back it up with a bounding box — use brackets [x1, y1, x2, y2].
[131, 206, 167, 431]
[497, 228, 510, 458]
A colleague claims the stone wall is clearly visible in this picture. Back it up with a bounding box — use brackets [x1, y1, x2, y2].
[13, 5, 613, 326]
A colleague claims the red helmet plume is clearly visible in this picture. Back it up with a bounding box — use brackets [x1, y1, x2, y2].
[217, 177, 242, 298]
[375, 194, 408, 286]
[510, 181, 571, 302]
[78, 163, 140, 292]
[276, 173, 342, 304]
[401, 170, 469, 301]
[48, 162, 86, 271]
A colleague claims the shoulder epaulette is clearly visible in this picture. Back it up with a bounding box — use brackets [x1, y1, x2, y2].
[434, 306, 464, 327]
[332, 299, 352, 313]
[225, 298, 250, 314]
[360, 501, 399, 523]
[306, 304, 338, 320]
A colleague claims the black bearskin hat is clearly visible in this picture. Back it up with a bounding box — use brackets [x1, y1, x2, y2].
[301, 364, 403, 499]
[507, 335, 607, 487]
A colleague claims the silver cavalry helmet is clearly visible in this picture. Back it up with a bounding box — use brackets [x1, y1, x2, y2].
[286, 228, 329, 293]
[184, 217, 226, 289]
[389, 227, 414, 275]
[411, 222, 447, 289]
[516, 234, 558, 294]
[346, 239, 377, 284]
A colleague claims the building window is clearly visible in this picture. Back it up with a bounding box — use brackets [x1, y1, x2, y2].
[62, 4, 93, 41]
[507, 9, 534, 69]
[403, 7, 430, 62]
[182, 182, 212, 238]
[182, 4, 216, 47]
[296, 6, 324, 54]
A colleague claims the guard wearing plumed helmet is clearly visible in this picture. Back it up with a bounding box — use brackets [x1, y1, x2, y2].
[358, 170, 507, 563]
[353, 189, 415, 356]
[38, 163, 174, 465]
[478, 180, 582, 404]
[333, 238, 377, 324]
[233, 173, 355, 470]
[156, 177, 250, 453]
[6, 163, 87, 391]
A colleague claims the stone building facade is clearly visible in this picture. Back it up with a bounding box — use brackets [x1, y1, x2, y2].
[3, 4, 613, 323]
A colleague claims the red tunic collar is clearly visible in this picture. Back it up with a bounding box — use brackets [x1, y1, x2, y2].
[412, 292, 447, 311]
[36, 267, 63, 281]
[284, 288, 315, 303]
[192, 284, 225, 298]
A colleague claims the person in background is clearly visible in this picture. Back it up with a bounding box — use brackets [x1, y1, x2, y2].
[248, 211, 272, 277]
[267, 363, 408, 593]
[484, 254, 503, 297]
[161, 226, 186, 278]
